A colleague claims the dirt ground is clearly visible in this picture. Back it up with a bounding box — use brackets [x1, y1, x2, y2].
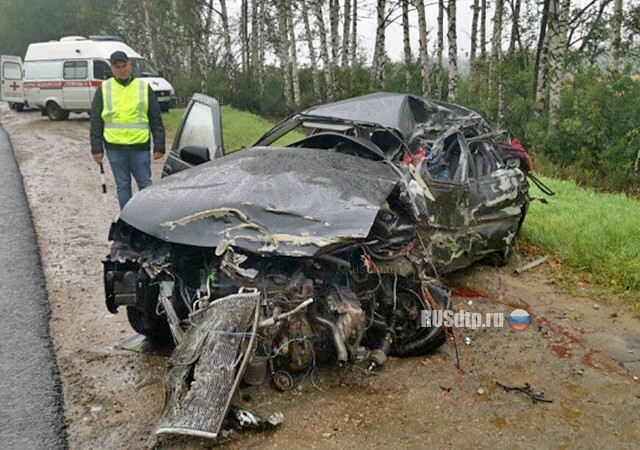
[1, 104, 639, 449]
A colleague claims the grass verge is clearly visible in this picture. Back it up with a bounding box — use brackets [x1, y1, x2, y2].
[164, 106, 302, 151]
[165, 105, 640, 308]
[522, 176, 640, 307]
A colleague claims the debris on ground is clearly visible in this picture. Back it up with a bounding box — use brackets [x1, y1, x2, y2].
[515, 257, 548, 274]
[496, 381, 553, 404]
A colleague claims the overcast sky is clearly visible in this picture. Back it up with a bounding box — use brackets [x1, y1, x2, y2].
[358, 0, 493, 61]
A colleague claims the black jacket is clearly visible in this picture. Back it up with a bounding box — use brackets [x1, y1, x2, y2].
[90, 77, 165, 155]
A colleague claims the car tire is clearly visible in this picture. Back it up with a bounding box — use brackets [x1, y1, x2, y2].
[46, 101, 69, 121]
[391, 283, 450, 357]
[126, 284, 173, 344]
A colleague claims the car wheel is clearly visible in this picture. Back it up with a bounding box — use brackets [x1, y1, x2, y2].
[391, 283, 450, 357]
[126, 284, 173, 344]
[46, 101, 69, 121]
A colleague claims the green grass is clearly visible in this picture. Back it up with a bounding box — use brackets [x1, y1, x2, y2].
[164, 106, 302, 152]
[521, 176, 640, 306]
[166, 105, 640, 307]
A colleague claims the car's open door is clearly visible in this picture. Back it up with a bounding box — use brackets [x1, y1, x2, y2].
[1, 55, 25, 110]
[162, 93, 224, 178]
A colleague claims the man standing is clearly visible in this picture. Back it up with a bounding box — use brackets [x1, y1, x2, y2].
[90, 51, 165, 209]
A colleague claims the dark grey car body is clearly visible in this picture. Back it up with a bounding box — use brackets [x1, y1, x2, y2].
[102, 93, 530, 438]
[146, 92, 528, 274]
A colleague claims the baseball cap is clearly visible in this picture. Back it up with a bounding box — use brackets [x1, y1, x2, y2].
[109, 51, 129, 65]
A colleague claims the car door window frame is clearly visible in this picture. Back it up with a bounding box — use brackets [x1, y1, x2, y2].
[171, 93, 224, 159]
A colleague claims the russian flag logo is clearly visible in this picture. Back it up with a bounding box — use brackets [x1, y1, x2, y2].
[508, 309, 531, 331]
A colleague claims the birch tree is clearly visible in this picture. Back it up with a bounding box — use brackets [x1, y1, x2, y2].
[240, 0, 248, 73]
[414, 0, 430, 96]
[471, 0, 479, 62]
[491, 0, 504, 66]
[287, 6, 301, 108]
[548, 0, 571, 136]
[534, 0, 551, 111]
[329, 0, 340, 69]
[276, 0, 294, 109]
[302, 0, 322, 100]
[219, 0, 236, 94]
[373, 0, 387, 89]
[611, 0, 623, 71]
[480, 0, 487, 58]
[250, 0, 259, 71]
[313, 0, 334, 99]
[341, 0, 351, 67]
[402, 0, 412, 88]
[509, 0, 522, 53]
[436, 0, 445, 96]
[437, 0, 444, 68]
[256, 0, 266, 94]
[447, 0, 458, 101]
[350, 0, 358, 65]
[491, 0, 504, 117]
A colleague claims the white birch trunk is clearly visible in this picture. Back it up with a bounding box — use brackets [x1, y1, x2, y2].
[471, 0, 479, 62]
[447, 0, 458, 101]
[314, 1, 334, 100]
[373, 0, 387, 89]
[402, 0, 412, 88]
[509, 0, 522, 53]
[341, 0, 351, 67]
[219, 0, 236, 94]
[414, 0, 430, 96]
[480, 0, 487, 58]
[548, 0, 570, 136]
[611, 0, 623, 72]
[276, 1, 293, 109]
[350, 0, 358, 66]
[287, 7, 301, 109]
[303, 0, 322, 101]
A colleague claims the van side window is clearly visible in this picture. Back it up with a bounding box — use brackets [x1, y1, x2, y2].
[63, 61, 88, 80]
[2, 62, 21, 80]
[24, 62, 37, 80]
[93, 60, 111, 80]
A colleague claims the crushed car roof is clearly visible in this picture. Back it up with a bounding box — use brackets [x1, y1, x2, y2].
[303, 92, 485, 141]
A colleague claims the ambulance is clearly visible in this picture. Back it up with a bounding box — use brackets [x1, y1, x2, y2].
[0, 36, 176, 120]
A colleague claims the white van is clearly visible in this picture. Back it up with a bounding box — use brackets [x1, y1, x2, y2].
[1, 36, 176, 120]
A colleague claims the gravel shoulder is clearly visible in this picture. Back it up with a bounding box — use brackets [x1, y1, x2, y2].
[1, 105, 639, 449]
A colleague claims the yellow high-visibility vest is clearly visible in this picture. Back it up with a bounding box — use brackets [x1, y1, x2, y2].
[101, 78, 150, 145]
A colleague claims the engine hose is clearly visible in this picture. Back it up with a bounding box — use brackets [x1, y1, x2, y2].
[527, 172, 556, 196]
[311, 314, 348, 364]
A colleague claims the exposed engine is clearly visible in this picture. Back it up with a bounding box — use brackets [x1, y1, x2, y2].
[104, 199, 451, 390]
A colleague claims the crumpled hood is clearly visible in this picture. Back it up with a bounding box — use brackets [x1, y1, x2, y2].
[120, 147, 400, 256]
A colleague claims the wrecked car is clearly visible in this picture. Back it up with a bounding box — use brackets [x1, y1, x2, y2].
[103, 92, 530, 438]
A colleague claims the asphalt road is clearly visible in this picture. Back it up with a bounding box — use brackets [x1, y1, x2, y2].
[0, 122, 66, 449]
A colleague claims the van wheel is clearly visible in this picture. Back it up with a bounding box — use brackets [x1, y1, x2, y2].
[15, 103, 25, 112]
[46, 102, 69, 121]
[160, 103, 170, 113]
